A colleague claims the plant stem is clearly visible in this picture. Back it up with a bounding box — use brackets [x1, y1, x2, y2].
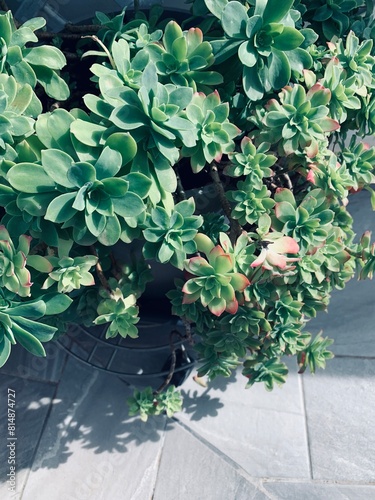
[65, 23, 101, 34]
[209, 162, 242, 244]
[154, 323, 194, 395]
[36, 31, 84, 40]
[154, 330, 182, 395]
[90, 246, 113, 294]
[175, 169, 187, 201]
[0, 1, 9, 11]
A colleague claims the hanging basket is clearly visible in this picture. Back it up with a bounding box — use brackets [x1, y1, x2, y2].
[57, 313, 196, 389]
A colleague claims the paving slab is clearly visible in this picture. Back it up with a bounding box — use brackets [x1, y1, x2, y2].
[153, 421, 270, 500]
[0, 374, 55, 500]
[177, 357, 310, 479]
[21, 357, 169, 500]
[0, 342, 68, 383]
[302, 357, 375, 482]
[263, 481, 375, 499]
[307, 189, 375, 357]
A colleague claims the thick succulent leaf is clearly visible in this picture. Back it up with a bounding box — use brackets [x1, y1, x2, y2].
[12, 322, 46, 357]
[23, 46, 66, 70]
[260, 0, 294, 24]
[70, 119, 107, 147]
[221, 1, 248, 39]
[273, 27, 304, 51]
[194, 233, 215, 255]
[14, 316, 56, 342]
[205, 0, 228, 19]
[105, 133, 137, 166]
[32, 65, 70, 101]
[44, 193, 76, 223]
[268, 49, 290, 90]
[97, 215, 121, 246]
[0, 336, 11, 368]
[27, 255, 53, 273]
[112, 192, 145, 218]
[42, 149, 75, 188]
[8, 163, 56, 193]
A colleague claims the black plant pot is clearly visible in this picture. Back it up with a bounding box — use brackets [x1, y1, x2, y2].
[57, 245, 196, 390]
[58, 314, 196, 390]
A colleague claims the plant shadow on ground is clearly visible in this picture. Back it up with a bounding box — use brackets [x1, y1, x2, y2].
[0, 342, 234, 477]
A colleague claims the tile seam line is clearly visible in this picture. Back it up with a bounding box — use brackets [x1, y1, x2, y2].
[261, 478, 375, 486]
[0, 374, 60, 386]
[150, 418, 168, 500]
[19, 354, 70, 500]
[172, 417, 280, 499]
[333, 354, 375, 360]
[301, 374, 313, 479]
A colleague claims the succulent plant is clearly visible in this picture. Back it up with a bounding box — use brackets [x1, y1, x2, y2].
[182, 90, 240, 173]
[145, 21, 222, 91]
[182, 233, 250, 316]
[209, 0, 313, 100]
[95, 288, 140, 339]
[259, 83, 340, 158]
[142, 198, 203, 269]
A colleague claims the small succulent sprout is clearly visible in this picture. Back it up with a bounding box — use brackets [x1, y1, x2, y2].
[182, 233, 250, 316]
[226, 137, 277, 188]
[42, 255, 98, 294]
[261, 83, 340, 158]
[146, 21, 222, 91]
[95, 289, 140, 339]
[0, 226, 33, 297]
[358, 230, 375, 280]
[341, 141, 375, 191]
[251, 234, 300, 271]
[227, 180, 275, 225]
[127, 385, 183, 421]
[327, 31, 375, 89]
[272, 188, 335, 252]
[142, 198, 203, 270]
[320, 58, 361, 123]
[183, 91, 240, 173]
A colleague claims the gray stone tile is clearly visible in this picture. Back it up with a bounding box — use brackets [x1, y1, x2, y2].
[308, 189, 375, 357]
[0, 374, 55, 499]
[177, 357, 310, 479]
[153, 422, 269, 500]
[264, 481, 375, 499]
[303, 357, 375, 482]
[21, 357, 169, 500]
[0, 341, 68, 383]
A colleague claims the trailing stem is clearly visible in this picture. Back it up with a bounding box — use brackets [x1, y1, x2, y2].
[209, 162, 242, 244]
[90, 246, 113, 295]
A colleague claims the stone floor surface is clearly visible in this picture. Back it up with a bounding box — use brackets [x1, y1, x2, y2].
[0, 193, 375, 500]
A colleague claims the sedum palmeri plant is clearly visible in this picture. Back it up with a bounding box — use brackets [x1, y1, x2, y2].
[0, 1, 374, 421]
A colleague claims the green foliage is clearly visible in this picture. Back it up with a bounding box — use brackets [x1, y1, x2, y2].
[142, 198, 203, 269]
[297, 332, 334, 374]
[0, 1, 374, 420]
[95, 287, 140, 339]
[182, 90, 240, 173]
[145, 21, 222, 91]
[209, 0, 312, 100]
[0, 11, 69, 102]
[127, 385, 183, 421]
[182, 233, 250, 316]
